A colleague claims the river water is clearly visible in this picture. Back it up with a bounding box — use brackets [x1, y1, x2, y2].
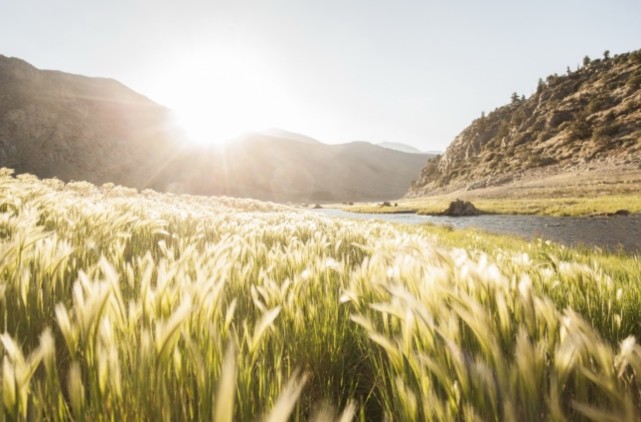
[311, 208, 641, 254]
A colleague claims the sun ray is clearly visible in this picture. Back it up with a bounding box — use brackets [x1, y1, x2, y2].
[149, 46, 293, 146]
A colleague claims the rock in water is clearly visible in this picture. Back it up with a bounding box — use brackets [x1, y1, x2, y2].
[442, 199, 481, 216]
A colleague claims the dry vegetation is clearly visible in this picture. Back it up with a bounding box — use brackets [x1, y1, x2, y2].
[2, 168, 641, 420]
[409, 49, 641, 198]
[350, 165, 641, 216]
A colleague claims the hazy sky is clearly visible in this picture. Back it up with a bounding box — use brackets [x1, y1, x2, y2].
[2, 1, 641, 151]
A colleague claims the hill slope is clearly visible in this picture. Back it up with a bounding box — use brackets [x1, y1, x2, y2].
[0, 55, 428, 202]
[377, 141, 422, 154]
[258, 128, 321, 145]
[169, 135, 431, 202]
[0, 54, 180, 189]
[408, 49, 641, 197]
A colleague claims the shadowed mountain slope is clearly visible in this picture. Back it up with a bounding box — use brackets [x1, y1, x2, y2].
[170, 135, 430, 202]
[0, 54, 180, 189]
[0, 55, 429, 202]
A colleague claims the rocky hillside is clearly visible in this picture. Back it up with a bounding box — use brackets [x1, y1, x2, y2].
[0, 54, 181, 189]
[408, 49, 641, 196]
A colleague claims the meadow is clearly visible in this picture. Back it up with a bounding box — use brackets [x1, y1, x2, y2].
[345, 193, 641, 217]
[346, 167, 641, 217]
[2, 167, 641, 421]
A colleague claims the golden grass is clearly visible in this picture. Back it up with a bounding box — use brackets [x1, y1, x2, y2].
[2, 167, 641, 420]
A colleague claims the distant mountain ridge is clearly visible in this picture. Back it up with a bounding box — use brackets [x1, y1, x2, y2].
[377, 141, 422, 154]
[408, 49, 641, 196]
[259, 128, 321, 145]
[0, 54, 429, 202]
[170, 134, 431, 202]
[261, 130, 427, 155]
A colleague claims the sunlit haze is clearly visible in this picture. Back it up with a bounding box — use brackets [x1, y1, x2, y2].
[152, 45, 297, 145]
[2, 1, 641, 150]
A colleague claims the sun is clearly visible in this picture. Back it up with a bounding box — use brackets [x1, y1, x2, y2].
[152, 46, 291, 146]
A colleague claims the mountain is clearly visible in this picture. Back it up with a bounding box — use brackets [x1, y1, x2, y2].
[259, 128, 321, 145]
[0, 54, 180, 189]
[0, 55, 428, 202]
[408, 49, 641, 197]
[169, 135, 430, 202]
[377, 141, 422, 154]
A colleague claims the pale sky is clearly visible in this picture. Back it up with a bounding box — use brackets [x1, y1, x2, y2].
[1, 1, 641, 151]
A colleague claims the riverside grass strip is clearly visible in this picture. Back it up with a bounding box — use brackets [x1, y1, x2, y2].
[1, 168, 641, 420]
[346, 193, 641, 217]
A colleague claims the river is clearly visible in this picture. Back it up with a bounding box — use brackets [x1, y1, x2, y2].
[311, 208, 641, 254]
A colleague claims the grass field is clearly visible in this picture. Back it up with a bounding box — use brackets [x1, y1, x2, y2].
[345, 194, 641, 217]
[2, 168, 641, 421]
[345, 166, 641, 216]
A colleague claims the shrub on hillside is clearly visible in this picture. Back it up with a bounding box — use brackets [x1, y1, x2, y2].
[548, 110, 574, 128]
[527, 155, 557, 168]
[593, 122, 621, 141]
[568, 117, 593, 141]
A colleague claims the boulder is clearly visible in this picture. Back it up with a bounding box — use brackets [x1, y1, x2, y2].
[598, 209, 632, 217]
[612, 209, 631, 216]
[442, 199, 481, 216]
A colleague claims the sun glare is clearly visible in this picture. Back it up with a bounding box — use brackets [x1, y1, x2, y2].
[153, 47, 291, 146]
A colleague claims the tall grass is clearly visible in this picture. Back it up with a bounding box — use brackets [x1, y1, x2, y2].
[1, 167, 641, 420]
